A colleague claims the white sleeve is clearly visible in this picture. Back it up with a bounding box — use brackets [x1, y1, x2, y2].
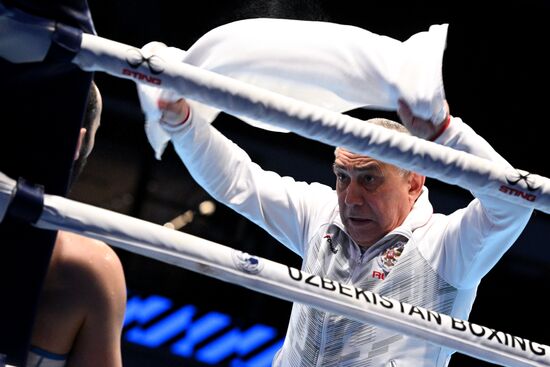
[421, 117, 533, 288]
[167, 103, 335, 256]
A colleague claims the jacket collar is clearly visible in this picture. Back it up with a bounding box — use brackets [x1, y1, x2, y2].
[360, 186, 433, 260]
[399, 186, 433, 234]
[376, 186, 433, 242]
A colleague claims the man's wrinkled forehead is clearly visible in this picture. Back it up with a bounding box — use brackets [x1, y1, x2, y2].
[333, 147, 398, 172]
[334, 147, 376, 163]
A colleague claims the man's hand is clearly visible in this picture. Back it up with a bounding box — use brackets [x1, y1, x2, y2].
[158, 98, 191, 127]
[397, 99, 450, 141]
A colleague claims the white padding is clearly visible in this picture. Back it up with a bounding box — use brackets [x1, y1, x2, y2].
[0, 172, 16, 223]
[0, 2, 55, 63]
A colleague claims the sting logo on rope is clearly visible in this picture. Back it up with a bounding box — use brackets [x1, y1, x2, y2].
[506, 170, 540, 191]
[122, 48, 164, 85]
[499, 170, 540, 202]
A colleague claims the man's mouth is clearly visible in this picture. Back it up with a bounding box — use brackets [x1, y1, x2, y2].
[348, 217, 372, 224]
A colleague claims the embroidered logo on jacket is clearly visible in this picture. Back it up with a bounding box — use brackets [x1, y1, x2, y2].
[375, 241, 406, 277]
[324, 234, 338, 254]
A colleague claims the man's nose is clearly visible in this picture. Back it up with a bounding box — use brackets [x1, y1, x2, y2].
[344, 180, 364, 206]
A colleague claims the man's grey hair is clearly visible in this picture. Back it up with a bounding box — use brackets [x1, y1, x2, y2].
[366, 117, 409, 134]
[334, 117, 411, 176]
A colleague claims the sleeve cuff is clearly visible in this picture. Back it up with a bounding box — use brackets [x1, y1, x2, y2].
[430, 114, 451, 142]
[160, 106, 193, 134]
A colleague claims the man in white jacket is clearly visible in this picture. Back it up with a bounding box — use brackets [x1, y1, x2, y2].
[137, 18, 533, 366]
[146, 95, 532, 366]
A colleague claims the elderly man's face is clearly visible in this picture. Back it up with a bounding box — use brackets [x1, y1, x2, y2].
[333, 148, 424, 248]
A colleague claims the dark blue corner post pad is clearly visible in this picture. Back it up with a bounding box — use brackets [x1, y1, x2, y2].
[6, 177, 45, 224]
[52, 22, 82, 54]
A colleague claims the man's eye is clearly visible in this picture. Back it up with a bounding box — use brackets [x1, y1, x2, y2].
[363, 175, 375, 183]
[336, 173, 348, 182]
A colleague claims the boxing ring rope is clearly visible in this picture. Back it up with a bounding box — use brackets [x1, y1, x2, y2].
[0, 171, 548, 367]
[70, 33, 550, 214]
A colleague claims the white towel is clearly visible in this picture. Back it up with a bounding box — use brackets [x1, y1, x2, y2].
[136, 18, 448, 159]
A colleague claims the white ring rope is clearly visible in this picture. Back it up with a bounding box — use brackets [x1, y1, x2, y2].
[0, 171, 548, 367]
[71, 33, 550, 214]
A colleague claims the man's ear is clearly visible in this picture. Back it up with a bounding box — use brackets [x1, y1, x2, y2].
[74, 128, 87, 160]
[408, 172, 425, 203]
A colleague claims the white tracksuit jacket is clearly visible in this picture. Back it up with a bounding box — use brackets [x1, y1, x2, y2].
[167, 113, 532, 367]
